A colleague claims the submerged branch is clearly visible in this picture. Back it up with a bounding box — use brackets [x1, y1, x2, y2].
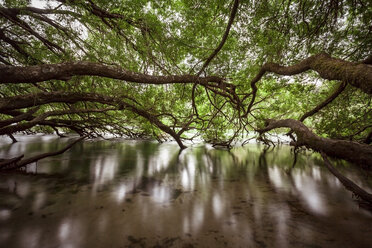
[321, 152, 372, 205]
[0, 136, 86, 170]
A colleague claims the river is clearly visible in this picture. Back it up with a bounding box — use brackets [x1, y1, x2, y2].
[0, 135, 371, 247]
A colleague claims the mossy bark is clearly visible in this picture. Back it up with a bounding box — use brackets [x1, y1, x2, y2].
[258, 119, 372, 168]
[261, 53, 372, 95]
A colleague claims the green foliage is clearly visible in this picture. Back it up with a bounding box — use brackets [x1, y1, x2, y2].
[0, 0, 371, 145]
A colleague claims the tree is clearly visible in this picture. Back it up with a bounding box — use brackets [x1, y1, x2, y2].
[0, 0, 371, 172]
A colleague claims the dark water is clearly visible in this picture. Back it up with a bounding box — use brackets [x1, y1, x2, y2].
[0, 135, 372, 248]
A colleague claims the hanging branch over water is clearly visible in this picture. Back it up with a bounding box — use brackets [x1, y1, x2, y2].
[257, 118, 372, 168]
[0, 135, 86, 170]
[0, 0, 370, 164]
[0, 107, 115, 135]
[0, 91, 188, 149]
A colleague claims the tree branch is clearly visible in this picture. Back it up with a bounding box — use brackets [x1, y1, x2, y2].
[0, 91, 187, 149]
[248, 54, 372, 115]
[197, 0, 239, 76]
[0, 136, 86, 170]
[257, 118, 372, 168]
[321, 152, 372, 205]
[299, 82, 347, 122]
[0, 62, 224, 85]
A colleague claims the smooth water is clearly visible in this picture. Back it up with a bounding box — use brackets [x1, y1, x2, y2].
[0, 136, 371, 248]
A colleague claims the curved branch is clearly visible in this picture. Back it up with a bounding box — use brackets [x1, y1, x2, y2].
[0, 92, 117, 112]
[248, 53, 372, 107]
[299, 81, 347, 122]
[0, 92, 187, 149]
[258, 119, 372, 168]
[0, 107, 115, 135]
[197, 0, 239, 76]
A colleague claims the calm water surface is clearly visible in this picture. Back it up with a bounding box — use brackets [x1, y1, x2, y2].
[0, 135, 371, 248]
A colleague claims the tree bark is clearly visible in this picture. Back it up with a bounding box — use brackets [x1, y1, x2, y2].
[0, 62, 223, 85]
[258, 119, 372, 168]
[251, 53, 372, 95]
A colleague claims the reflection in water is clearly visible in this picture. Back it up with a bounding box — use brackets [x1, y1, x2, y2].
[0, 136, 372, 247]
[90, 155, 118, 192]
[113, 183, 127, 203]
[292, 170, 328, 215]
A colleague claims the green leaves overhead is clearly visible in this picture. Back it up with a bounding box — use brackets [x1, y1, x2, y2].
[0, 0, 371, 146]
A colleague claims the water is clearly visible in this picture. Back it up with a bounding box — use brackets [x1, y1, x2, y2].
[0, 135, 371, 248]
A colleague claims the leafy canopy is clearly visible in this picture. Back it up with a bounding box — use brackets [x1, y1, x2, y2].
[0, 0, 371, 145]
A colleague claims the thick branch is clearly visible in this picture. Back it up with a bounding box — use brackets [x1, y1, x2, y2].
[258, 119, 372, 168]
[0, 62, 224, 85]
[250, 53, 372, 97]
